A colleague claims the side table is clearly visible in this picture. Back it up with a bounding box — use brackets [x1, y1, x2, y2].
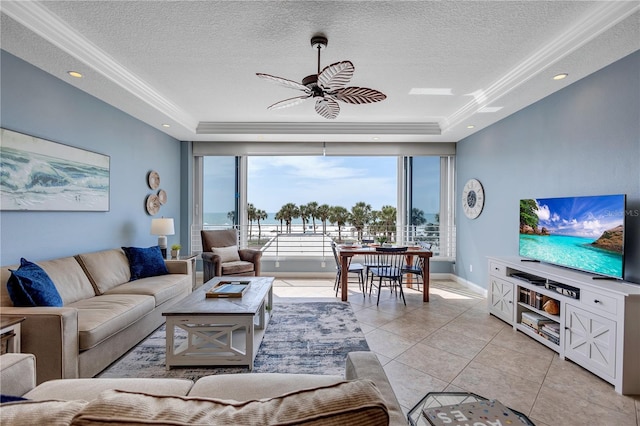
[169, 254, 198, 290]
[408, 392, 535, 426]
[1, 316, 26, 354]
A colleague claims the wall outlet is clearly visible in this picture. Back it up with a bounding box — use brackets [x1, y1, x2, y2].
[469, 264, 473, 272]
[275, 261, 279, 268]
[321, 261, 326, 268]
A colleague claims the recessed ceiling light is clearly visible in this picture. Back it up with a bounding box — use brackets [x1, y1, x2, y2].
[409, 88, 453, 95]
[553, 73, 568, 80]
[67, 71, 83, 78]
[467, 125, 475, 129]
[162, 124, 170, 128]
[372, 137, 380, 141]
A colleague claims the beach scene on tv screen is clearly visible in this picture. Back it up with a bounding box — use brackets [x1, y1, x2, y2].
[519, 195, 624, 278]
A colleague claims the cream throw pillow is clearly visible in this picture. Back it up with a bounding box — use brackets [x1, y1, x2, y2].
[211, 245, 241, 263]
[70, 380, 389, 425]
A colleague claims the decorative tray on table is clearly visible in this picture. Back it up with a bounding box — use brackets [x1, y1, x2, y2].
[206, 281, 251, 298]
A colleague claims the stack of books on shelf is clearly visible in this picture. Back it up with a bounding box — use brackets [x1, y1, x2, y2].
[520, 288, 559, 313]
[521, 311, 556, 336]
[540, 322, 561, 345]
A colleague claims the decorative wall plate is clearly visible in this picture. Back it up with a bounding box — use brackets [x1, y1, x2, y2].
[148, 171, 160, 189]
[158, 189, 167, 205]
[146, 194, 160, 215]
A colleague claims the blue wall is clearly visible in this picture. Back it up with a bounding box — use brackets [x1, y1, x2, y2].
[456, 50, 640, 286]
[0, 51, 184, 265]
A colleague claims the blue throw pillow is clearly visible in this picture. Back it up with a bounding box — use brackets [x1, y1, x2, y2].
[7, 258, 63, 307]
[122, 246, 169, 281]
[1, 394, 28, 403]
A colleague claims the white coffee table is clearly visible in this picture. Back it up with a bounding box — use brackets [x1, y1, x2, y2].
[162, 276, 274, 370]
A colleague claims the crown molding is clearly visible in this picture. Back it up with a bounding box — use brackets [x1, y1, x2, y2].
[1, 1, 198, 131]
[443, 1, 640, 132]
[196, 122, 441, 135]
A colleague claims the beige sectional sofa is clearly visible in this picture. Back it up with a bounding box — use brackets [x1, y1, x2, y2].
[1, 352, 406, 425]
[0, 249, 192, 384]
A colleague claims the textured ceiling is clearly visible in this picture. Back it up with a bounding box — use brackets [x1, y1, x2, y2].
[1, 1, 639, 143]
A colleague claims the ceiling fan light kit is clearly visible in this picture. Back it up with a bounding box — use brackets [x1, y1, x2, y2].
[257, 35, 386, 119]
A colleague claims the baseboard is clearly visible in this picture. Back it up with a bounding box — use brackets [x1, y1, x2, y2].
[448, 273, 487, 297]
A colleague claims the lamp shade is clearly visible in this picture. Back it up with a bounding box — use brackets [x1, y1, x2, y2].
[150, 218, 175, 236]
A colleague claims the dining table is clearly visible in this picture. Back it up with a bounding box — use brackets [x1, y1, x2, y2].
[337, 246, 433, 302]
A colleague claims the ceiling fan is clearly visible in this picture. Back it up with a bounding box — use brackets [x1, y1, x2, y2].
[256, 35, 386, 119]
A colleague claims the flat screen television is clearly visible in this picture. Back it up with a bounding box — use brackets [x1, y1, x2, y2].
[519, 194, 625, 279]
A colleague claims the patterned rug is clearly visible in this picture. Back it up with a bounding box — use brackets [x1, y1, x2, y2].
[98, 302, 369, 381]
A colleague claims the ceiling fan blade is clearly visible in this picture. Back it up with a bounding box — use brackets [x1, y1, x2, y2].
[318, 61, 354, 91]
[315, 97, 340, 119]
[256, 73, 309, 92]
[267, 95, 311, 110]
[334, 87, 387, 104]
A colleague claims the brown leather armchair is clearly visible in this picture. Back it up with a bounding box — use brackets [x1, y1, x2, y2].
[200, 229, 262, 282]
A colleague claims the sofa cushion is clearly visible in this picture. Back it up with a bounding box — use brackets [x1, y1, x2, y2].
[7, 258, 63, 307]
[36, 257, 97, 305]
[68, 294, 155, 350]
[122, 246, 168, 281]
[221, 260, 254, 275]
[189, 373, 344, 400]
[104, 274, 190, 306]
[70, 380, 389, 425]
[0, 354, 37, 398]
[211, 245, 240, 263]
[24, 378, 194, 401]
[0, 399, 87, 426]
[75, 249, 131, 294]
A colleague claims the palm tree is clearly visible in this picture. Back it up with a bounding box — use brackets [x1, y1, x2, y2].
[369, 210, 382, 239]
[379, 205, 397, 241]
[278, 203, 299, 233]
[411, 208, 427, 226]
[350, 201, 372, 241]
[306, 201, 319, 233]
[256, 208, 268, 242]
[410, 207, 427, 242]
[247, 203, 257, 239]
[316, 204, 331, 235]
[329, 206, 350, 242]
[299, 204, 310, 232]
[274, 210, 284, 233]
[226, 210, 236, 226]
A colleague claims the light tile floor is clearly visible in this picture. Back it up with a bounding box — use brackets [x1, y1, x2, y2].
[270, 276, 640, 426]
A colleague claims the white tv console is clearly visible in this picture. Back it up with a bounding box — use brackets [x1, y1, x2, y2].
[487, 256, 640, 394]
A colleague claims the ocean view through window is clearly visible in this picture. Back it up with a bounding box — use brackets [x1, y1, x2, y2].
[199, 155, 451, 262]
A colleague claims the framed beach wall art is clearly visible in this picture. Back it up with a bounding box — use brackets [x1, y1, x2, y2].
[0, 128, 110, 211]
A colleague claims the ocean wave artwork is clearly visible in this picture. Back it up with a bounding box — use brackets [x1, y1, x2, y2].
[1, 129, 110, 211]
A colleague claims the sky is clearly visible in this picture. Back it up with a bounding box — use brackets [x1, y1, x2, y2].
[533, 194, 625, 238]
[247, 156, 397, 212]
[203, 155, 441, 215]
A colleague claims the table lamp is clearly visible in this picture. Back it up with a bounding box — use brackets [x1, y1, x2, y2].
[150, 218, 174, 258]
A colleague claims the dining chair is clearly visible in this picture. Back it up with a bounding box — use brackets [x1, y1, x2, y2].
[362, 252, 390, 290]
[368, 251, 406, 305]
[401, 242, 432, 291]
[331, 242, 365, 297]
[401, 256, 424, 291]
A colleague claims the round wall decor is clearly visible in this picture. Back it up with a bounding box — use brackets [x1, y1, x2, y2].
[462, 178, 485, 219]
[157, 189, 167, 205]
[146, 194, 160, 215]
[148, 171, 160, 189]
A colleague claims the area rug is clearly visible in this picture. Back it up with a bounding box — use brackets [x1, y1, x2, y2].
[98, 302, 369, 381]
